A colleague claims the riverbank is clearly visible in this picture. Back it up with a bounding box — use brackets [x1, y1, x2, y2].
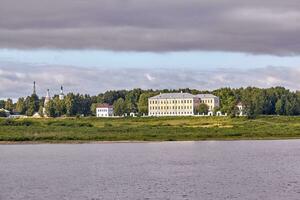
[1, 116, 300, 142]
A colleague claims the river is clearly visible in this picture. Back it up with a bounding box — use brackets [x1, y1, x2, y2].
[1, 140, 300, 200]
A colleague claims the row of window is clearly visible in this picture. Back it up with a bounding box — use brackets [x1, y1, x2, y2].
[149, 105, 193, 110]
[97, 109, 109, 112]
[149, 99, 193, 104]
[97, 113, 113, 117]
[201, 99, 214, 104]
[149, 111, 194, 115]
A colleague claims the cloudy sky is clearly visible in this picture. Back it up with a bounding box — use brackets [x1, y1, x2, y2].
[1, 0, 300, 99]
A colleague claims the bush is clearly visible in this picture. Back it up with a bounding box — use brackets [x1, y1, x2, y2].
[0, 110, 8, 118]
[46, 121, 93, 127]
[0, 119, 33, 126]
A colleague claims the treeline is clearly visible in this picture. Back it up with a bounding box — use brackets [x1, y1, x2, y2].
[1, 87, 300, 118]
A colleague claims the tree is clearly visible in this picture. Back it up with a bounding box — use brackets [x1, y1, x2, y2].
[4, 99, 13, 112]
[124, 92, 137, 114]
[16, 98, 26, 114]
[275, 99, 284, 115]
[0, 100, 5, 109]
[197, 103, 209, 114]
[90, 103, 97, 116]
[25, 94, 39, 116]
[65, 93, 76, 116]
[138, 93, 151, 114]
[38, 106, 44, 117]
[52, 96, 66, 117]
[45, 100, 56, 117]
[113, 98, 126, 116]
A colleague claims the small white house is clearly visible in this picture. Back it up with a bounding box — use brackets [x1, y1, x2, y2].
[96, 104, 114, 117]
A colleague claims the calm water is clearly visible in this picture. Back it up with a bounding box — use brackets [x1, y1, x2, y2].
[1, 141, 300, 200]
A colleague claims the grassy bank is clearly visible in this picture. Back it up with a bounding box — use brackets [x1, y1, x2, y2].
[0, 116, 300, 142]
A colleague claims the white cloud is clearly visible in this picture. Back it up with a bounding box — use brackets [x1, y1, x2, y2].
[145, 73, 155, 81]
[1, 64, 300, 99]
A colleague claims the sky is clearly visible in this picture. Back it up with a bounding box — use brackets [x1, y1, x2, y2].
[1, 0, 300, 99]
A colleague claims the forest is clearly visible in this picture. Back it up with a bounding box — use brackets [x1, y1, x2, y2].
[1, 86, 300, 118]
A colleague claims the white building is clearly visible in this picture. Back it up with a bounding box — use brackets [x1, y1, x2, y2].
[43, 89, 51, 116]
[148, 92, 200, 117]
[96, 104, 114, 117]
[148, 92, 220, 117]
[196, 94, 220, 111]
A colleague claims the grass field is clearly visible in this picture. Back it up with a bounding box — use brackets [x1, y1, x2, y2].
[0, 116, 300, 142]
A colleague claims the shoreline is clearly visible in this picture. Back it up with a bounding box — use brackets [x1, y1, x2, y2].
[2, 137, 300, 145]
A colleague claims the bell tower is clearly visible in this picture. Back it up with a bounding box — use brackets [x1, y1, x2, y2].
[59, 86, 65, 100]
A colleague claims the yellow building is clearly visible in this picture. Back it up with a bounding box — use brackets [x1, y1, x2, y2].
[148, 92, 200, 116]
[148, 92, 220, 116]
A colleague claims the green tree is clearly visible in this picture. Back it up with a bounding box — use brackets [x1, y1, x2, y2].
[113, 98, 126, 116]
[26, 94, 39, 116]
[65, 93, 76, 116]
[45, 100, 56, 117]
[197, 103, 209, 114]
[5, 98, 13, 112]
[90, 103, 97, 116]
[137, 93, 151, 114]
[52, 96, 66, 117]
[275, 98, 284, 115]
[0, 100, 5, 109]
[0, 110, 7, 117]
[38, 106, 44, 117]
[16, 98, 26, 114]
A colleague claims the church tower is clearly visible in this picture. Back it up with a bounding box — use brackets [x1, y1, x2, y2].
[33, 81, 36, 95]
[43, 89, 51, 117]
[44, 89, 51, 107]
[59, 86, 65, 100]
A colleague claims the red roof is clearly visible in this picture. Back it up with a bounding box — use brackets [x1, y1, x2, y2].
[96, 103, 113, 108]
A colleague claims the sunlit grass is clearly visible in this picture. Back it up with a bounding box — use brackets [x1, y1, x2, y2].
[0, 116, 300, 142]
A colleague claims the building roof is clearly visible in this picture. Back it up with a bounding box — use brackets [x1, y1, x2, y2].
[196, 94, 218, 99]
[149, 92, 196, 99]
[96, 103, 114, 108]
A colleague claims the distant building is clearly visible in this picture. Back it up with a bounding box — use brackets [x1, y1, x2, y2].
[59, 86, 65, 100]
[43, 89, 51, 116]
[96, 104, 114, 117]
[148, 92, 200, 117]
[196, 94, 220, 111]
[148, 92, 220, 117]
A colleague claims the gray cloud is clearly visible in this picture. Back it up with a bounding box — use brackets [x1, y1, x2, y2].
[1, 63, 300, 99]
[1, 0, 300, 55]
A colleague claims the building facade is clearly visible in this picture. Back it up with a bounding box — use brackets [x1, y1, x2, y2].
[96, 104, 114, 117]
[148, 92, 220, 116]
[148, 93, 200, 117]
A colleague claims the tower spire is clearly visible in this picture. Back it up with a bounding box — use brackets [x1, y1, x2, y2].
[33, 81, 36, 95]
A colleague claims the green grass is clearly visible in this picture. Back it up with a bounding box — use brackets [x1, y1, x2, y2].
[1, 116, 300, 142]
